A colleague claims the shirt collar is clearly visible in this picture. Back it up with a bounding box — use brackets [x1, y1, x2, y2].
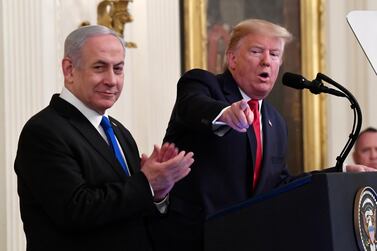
[59, 87, 105, 129]
[238, 87, 263, 113]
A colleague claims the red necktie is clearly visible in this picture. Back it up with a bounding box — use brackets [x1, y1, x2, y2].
[248, 100, 262, 190]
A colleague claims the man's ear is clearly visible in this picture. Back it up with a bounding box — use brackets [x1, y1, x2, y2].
[62, 57, 74, 83]
[226, 51, 236, 70]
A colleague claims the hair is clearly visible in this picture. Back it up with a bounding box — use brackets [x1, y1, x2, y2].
[226, 19, 293, 54]
[355, 127, 377, 149]
[64, 25, 125, 67]
[357, 127, 377, 139]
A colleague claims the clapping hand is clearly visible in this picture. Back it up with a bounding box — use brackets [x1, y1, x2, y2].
[140, 143, 194, 201]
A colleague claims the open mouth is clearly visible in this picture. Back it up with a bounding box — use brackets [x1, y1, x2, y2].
[259, 72, 269, 79]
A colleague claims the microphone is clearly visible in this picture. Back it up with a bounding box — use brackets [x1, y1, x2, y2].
[282, 71, 362, 171]
[282, 72, 346, 97]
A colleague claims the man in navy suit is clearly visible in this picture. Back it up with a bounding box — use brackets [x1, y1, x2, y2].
[151, 19, 375, 250]
[148, 18, 294, 251]
[14, 25, 194, 251]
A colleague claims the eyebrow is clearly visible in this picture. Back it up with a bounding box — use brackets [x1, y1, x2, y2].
[93, 60, 124, 66]
[114, 61, 125, 67]
[250, 46, 282, 52]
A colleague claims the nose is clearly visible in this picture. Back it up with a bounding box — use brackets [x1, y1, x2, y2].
[260, 51, 271, 67]
[371, 148, 377, 159]
[104, 69, 116, 85]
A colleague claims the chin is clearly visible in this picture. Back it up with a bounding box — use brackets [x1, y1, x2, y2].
[254, 90, 270, 99]
[95, 102, 115, 113]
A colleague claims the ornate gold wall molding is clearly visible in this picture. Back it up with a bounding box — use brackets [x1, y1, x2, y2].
[301, 0, 327, 171]
[182, 0, 207, 70]
[82, 0, 136, 48]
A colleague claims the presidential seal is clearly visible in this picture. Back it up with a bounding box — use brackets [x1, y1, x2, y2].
[354, 186, 377, 251]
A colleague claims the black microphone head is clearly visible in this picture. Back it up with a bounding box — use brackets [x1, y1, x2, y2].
[282, 72, 307, 89]
[283, 72, 346, 97]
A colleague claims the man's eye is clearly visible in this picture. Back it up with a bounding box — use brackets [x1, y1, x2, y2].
[114, 67, 124, 74]
[251, 49, 262, 54]
[361, 149, 371, 154]
[271, 51, 280, 57]
[94, 65, 104, 71]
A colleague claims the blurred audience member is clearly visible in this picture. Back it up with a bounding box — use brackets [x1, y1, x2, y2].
[353, 127, 377, 169]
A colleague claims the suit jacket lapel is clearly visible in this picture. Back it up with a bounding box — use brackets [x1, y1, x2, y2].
[218, 71, 258, 189]
[110, 118, 139, 176]
[50, 95, 128, 179]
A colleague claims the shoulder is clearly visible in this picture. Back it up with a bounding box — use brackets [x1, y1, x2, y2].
[177, 69, 227, 95]
[22, 106, 62, 133]
[182, 68, 216, 78]
[179, 68, 218, 85]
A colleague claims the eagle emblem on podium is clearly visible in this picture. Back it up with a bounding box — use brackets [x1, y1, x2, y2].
[354, 186, 377, 251]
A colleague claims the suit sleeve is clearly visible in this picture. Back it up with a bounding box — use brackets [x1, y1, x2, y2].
[174, 69, 230, 131]
[15, 119, 156, 231]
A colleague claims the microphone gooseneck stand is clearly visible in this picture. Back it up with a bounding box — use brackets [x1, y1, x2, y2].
[315, 73, 362, 172]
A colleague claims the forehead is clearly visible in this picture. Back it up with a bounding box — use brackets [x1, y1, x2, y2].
[357, 132, 377, 147]
[81, 35, 125, 59]
[239, 33, 285, 50]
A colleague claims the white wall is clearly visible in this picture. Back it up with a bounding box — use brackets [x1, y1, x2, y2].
[325, 0, 377, 166]
[0, 0, 6, 249]
[0, 0, 181, 250]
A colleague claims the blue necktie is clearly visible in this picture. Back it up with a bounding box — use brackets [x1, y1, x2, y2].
[100, 116, 130, 176]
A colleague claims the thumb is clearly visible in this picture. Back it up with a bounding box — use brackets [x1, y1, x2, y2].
[140, 153, 148, 167]
[149, 144, 160, 159]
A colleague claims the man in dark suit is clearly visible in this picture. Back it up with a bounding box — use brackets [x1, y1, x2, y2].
[14, 25, 194, 251]
[151, 19, 375, 250]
